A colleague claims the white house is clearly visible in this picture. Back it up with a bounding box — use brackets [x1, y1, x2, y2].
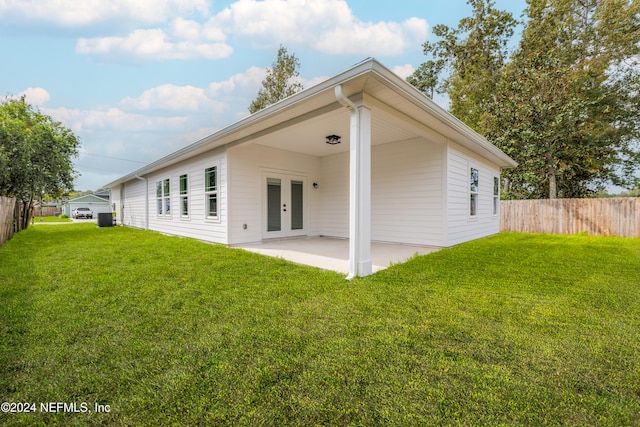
[105, 58, 517, 278]
[62, 193, 112, 218]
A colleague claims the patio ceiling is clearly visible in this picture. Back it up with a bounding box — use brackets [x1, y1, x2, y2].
[249, 98, 434, 158]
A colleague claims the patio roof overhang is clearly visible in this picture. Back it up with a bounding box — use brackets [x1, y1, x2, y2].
[104, 57, 516, 189]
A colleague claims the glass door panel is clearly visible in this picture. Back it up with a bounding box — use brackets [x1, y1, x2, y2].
[291, 180, 303, 230]
[267, 177, 282, 232]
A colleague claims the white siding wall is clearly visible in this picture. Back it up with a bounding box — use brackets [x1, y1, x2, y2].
[144, 149, 228, 243]
[317, 151, 349, 238]
[116, 149, 228, 242]
[110, 187, 122, 225]
[114, 136, 500, 247]
[318, 138, 444, 246]
[446, 140, 501, 246]
[371, 139, 443, 245]
[121, 179, 147, 229]
[227, 144, 321, 244]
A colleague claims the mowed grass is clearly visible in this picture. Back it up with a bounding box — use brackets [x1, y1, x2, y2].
[0, 225, 639, 426]
[32, 216, 72, 223]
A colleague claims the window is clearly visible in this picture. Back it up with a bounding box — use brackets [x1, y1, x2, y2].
[163, 179, 171, 216]
[205, 166, 217, 218]
[180, 174, 188, 217]
[493, 176, 500, 216]
[470, 168, 479, 217]
[156, 178, 170, 216]
[156, 181, 163, 215]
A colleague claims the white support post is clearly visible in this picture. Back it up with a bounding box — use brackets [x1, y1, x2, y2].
[347, 103, 372, 279]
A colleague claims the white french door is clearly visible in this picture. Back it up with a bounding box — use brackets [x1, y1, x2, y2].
[263, 172, 306, 239]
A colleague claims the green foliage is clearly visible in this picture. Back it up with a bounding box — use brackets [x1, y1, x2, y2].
[423, 0, 517, 132]
[67, 190, 94, 200]
[422, 0, 640, 199]
[1, 225, 639, 425]
[249, 46, 303, 114]
[491, 0, 640, 199]
[608, 187, 640, 197]
[0, 97, 80, 201]
[405, 60, 443, 98]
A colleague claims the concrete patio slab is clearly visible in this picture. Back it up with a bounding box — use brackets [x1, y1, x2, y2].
[237, 237, 441, 274]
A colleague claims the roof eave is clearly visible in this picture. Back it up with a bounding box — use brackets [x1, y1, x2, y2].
[366, 60, 518, 169]
[104, 59, 380, 188]
[104, 58, 516, 188]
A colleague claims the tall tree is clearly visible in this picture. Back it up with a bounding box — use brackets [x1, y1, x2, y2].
[421, 0, 640, 199]
[489, 0, 640, 198]
[0, 97, 80, 229]
[406, 60, 444, 98]
[422, 0, 517, 132]
[249, 45, 303, 114]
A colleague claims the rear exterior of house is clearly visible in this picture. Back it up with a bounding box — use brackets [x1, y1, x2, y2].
[106, 59, 515, 277]
[109, 137, 503, 247]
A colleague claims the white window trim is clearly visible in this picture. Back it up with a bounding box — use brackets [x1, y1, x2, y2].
[204, 162, 221, 223]
[156, 181, 163, 216]
[470, 167, 479, 219]
[156, 178, 171, 217]
[163, 178, 171, 217]
[493, 176, 500, 217]
[179, 173, 189, 219]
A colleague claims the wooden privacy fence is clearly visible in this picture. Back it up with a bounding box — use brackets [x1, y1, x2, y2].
[34, 206, 61, 217]
[501, 198, 640, 237]
[0, 196, 16, 247]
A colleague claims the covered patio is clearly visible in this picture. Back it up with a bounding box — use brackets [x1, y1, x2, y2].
[237, 237, 441, 274]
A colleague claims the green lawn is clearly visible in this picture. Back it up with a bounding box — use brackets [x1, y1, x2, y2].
[32, 216, 72, 223]
[1, 225, 639, 426]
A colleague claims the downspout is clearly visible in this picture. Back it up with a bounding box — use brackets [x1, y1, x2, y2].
[335, 84, 357, 113]
[134, 174, 149, 230]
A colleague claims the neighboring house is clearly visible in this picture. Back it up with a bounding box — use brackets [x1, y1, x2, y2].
[93, 190, 111, 201]
[105, 58, 517, 278]
[62, 194, 112, 218]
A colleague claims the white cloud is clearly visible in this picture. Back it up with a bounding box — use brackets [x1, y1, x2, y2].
[392, 64, 415, 80]
[314, 18, 428, 55]
[16, 87, 51, 106]
[170, 17, 225, 42]
[211, 0, 429, 56]
[120, 67, 264, 115]
[22, 0, 427, 61]
[207, 66, 265, 97]
[122, 84, 226, 112]
[76, 28, 233, 60]
[0, 0, 211, 28]
[84, 107, 188, 131]
[43, 106, 188, 133]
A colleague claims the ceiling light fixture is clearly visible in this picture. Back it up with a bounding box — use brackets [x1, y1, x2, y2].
[325, 134, 341, 145]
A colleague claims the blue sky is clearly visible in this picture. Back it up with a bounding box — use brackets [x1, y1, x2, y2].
[1, 0, 527, 191]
